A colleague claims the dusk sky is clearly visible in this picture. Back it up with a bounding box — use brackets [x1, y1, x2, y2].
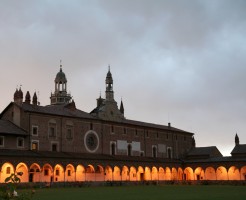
[0, 0, 246, 156]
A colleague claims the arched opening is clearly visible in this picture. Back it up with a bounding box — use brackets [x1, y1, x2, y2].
[105, 166, 112, 181]
[76, 165, 85, 181]
[54, 164, 64, 182]
[171, 168, 178, 180]
[65, 164, 75, 182]
[144, 167, 151, 181]
[194, 167, 205, 180]
[113, 166, 121, 181]
[127, 144, 132, 156]
[130, 166, 137, 181]
[178, 167, 183, 180]
[165, 167, 171, 180]
[159, 167, 165, 181]
[137, 166, 144, 181]
[16, 162, 28, 182]
[152, 167, 158, 180]
[228, 166, 240, 180]
[85, 165, 95, 181]
[122, 166, 129, 181]
[94, 165, 104, 181]
[204, 167, 216, 180]
[29, 163, 41, 182]
[184, 167, 194, 180]
[41, 164, 53, 183]
[0, 162, 15, 183]
[240, 166, 246, 180]
[216, 166, 228, 180]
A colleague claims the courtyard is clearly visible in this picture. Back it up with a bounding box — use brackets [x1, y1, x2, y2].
[28, 185, 246, 200]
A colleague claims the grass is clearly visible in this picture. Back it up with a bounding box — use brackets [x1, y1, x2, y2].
[27, 185, 246, 200]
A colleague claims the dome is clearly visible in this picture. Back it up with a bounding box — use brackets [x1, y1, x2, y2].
[55, 66, 67, 83]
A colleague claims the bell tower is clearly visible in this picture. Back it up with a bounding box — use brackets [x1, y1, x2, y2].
[105, 66, 114, 101]
[50, 63, 72, 105]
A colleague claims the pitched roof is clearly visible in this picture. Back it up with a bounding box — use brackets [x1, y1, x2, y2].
[0, 120, 28, 136]
[124, 119, 193, 134]
[186, 146, 223, 158]
[1, 102, 193, 134]
[231, 144, 246, 155]
[14, 102, 94, 119]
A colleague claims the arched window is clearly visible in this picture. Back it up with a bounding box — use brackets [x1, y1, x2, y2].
[127, 144, 132, 156]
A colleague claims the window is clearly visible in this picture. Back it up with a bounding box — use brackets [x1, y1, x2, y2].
[6, 167, 11, 174]
[146, 131, 149, 138]
[17, 137, 24, 148]
[90, 123, 93, 130]
[152, 146, 157, 158]
[66, 126, 73, 140]
[31, 141, 39, 151]
[111, 126, 114, 133]
[67, 129, 72, 139]
[123, 128, 127, 135]
[48, 122, 56, 137]
[0, 136, 4, 147]
[67, 170, 71, 176]
[166, 134, 169, 140]
[111, 142, 116, 155]
[127, 144, 132, 156]
[135, 129, 138, 136]
[32, 126, 38, 136]
[52, 143, 58, 152]
[167, 147, 172, 159]
[49, 127, 55, 137]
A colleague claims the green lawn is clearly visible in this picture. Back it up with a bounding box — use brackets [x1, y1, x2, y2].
[28, 185, 246, 200]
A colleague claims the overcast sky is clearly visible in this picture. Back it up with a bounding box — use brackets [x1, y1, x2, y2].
[0, 0, 246, 156]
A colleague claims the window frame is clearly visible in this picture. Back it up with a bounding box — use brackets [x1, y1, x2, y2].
[31, 140, 39, 151]
[48, 122, 57, 138]
[17, 137, 24, 148]
[32, 125, 38, 136]
[51, 141, 59, 152]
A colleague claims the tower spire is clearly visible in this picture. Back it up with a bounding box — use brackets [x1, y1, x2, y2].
[120, 98, 124, 115]
[105, 66, 114, 101]
[235, 133, 239, 146]
[60, 59, 62, 71]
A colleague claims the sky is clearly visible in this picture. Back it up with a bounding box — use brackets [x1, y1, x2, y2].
[0, 0, 246, 156]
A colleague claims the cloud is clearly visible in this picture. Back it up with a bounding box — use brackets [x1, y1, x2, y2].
[0, 0, 246, 155]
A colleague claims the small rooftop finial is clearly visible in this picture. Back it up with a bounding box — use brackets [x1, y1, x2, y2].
[108, 65, 110, 72]
[60, 59, 62, 71]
